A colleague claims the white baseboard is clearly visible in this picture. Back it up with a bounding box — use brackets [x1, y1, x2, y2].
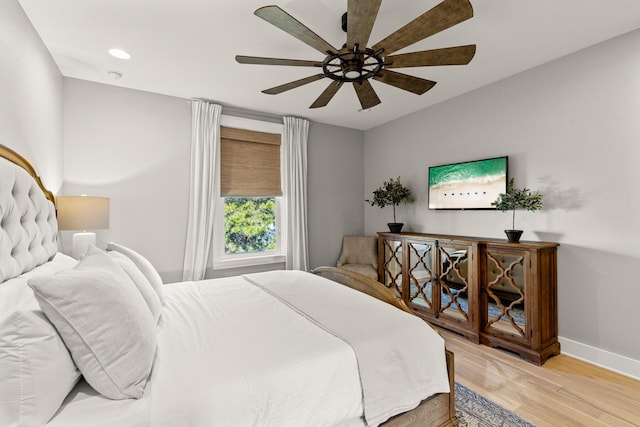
[559, 336, 640, 380]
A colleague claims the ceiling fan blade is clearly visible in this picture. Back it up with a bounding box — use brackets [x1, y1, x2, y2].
[346, 0, 382, 50]
[310, 81, 344, 108]
[353, 79, 381, 109]
[255, 6, 337, 55]
[373, 70, 436, 95]
[386, 45, 476, 68]
[236, 55, 322, 67]
[372, 0, 473, 56]
[262, 74, 325, 95]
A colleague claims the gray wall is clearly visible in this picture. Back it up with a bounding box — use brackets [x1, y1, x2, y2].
[62, 79, 191, 282]
[0, 0, 63, 191]
[62, 79, 365, 282]
[364, 29, 640, 377]
[308, 122, 365, 268]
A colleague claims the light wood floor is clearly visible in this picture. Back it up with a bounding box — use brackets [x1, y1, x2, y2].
[440, 329, 640, 426]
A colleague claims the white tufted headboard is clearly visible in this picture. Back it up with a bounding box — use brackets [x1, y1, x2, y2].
[0, 145, 58, 283]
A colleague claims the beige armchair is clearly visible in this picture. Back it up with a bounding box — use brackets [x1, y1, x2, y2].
[336, 235, 378, 281]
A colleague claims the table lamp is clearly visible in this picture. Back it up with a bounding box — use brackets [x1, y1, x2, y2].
[56, 195, 110, 258]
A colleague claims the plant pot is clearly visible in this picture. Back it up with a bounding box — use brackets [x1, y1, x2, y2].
[388, 223, 404, 233]
[504, 230, 523, 243]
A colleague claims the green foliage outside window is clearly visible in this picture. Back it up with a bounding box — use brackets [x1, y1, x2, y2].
[224, 197, 277, 254]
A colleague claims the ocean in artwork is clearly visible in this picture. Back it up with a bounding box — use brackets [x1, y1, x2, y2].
[428, 157, 507, 209]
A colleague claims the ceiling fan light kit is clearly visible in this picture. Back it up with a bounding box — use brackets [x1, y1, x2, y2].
[236, 0, 476, 110]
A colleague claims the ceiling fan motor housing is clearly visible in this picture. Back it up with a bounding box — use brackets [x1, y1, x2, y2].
[323, 47, 384, 82]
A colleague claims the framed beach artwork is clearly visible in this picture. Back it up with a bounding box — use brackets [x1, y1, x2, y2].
[428, 156, 508, 210]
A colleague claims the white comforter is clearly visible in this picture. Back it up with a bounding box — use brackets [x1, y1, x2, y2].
[47, 270, 448, 427]
[150, 273, 364, 427]
[245, 271, 450, 426]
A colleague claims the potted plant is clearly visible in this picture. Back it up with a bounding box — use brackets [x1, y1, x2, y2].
[491, 177, 543, 242]
[366, 176, 414, 232]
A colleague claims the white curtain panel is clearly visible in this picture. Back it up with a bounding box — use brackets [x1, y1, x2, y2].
[282, 116, 310, 271]
[182, 101, 222, 281]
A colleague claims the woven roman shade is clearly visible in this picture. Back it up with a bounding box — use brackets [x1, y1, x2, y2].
[220, 126, 282, 196]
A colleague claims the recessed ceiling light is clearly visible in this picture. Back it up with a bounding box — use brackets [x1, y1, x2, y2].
[108, 48, 131, 60]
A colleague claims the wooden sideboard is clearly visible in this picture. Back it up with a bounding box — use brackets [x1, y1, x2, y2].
[377, 232, 560, 365]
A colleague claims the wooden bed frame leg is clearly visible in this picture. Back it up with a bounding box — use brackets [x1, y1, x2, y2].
[446, 349, 459, 426]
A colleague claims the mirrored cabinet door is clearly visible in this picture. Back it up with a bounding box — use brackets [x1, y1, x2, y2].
[381, 238, 403, 298]
[436, 243, 474, 327]
[483, 248, 529, 340]
[406, 239, 436, 314]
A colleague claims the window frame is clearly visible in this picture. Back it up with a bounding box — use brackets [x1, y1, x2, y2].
[212, 115, 286, 270]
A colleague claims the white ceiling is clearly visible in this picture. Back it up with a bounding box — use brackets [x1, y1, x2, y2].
[18, 0, 640, 130]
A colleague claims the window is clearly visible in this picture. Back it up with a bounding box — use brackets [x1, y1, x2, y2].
[223, 196, 278, 255]
[213, 117, 285, 269]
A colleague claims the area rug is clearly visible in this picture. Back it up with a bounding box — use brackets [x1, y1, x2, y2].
[455, 382, 537, 427]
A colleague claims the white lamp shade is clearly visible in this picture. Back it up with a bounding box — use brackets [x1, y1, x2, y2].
[57, 196, 110, 231]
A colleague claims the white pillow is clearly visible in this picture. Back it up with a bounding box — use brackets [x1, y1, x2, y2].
[106, 242, 164, 303]
[0, 310, 81, 426]
[108, 250, 162, 323]
[28, 246, 157, 400]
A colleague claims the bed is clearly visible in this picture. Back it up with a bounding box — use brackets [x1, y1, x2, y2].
[0, 144, 458, 427]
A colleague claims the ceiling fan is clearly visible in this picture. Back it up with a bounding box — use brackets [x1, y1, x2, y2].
[236, 0, 476, 110]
